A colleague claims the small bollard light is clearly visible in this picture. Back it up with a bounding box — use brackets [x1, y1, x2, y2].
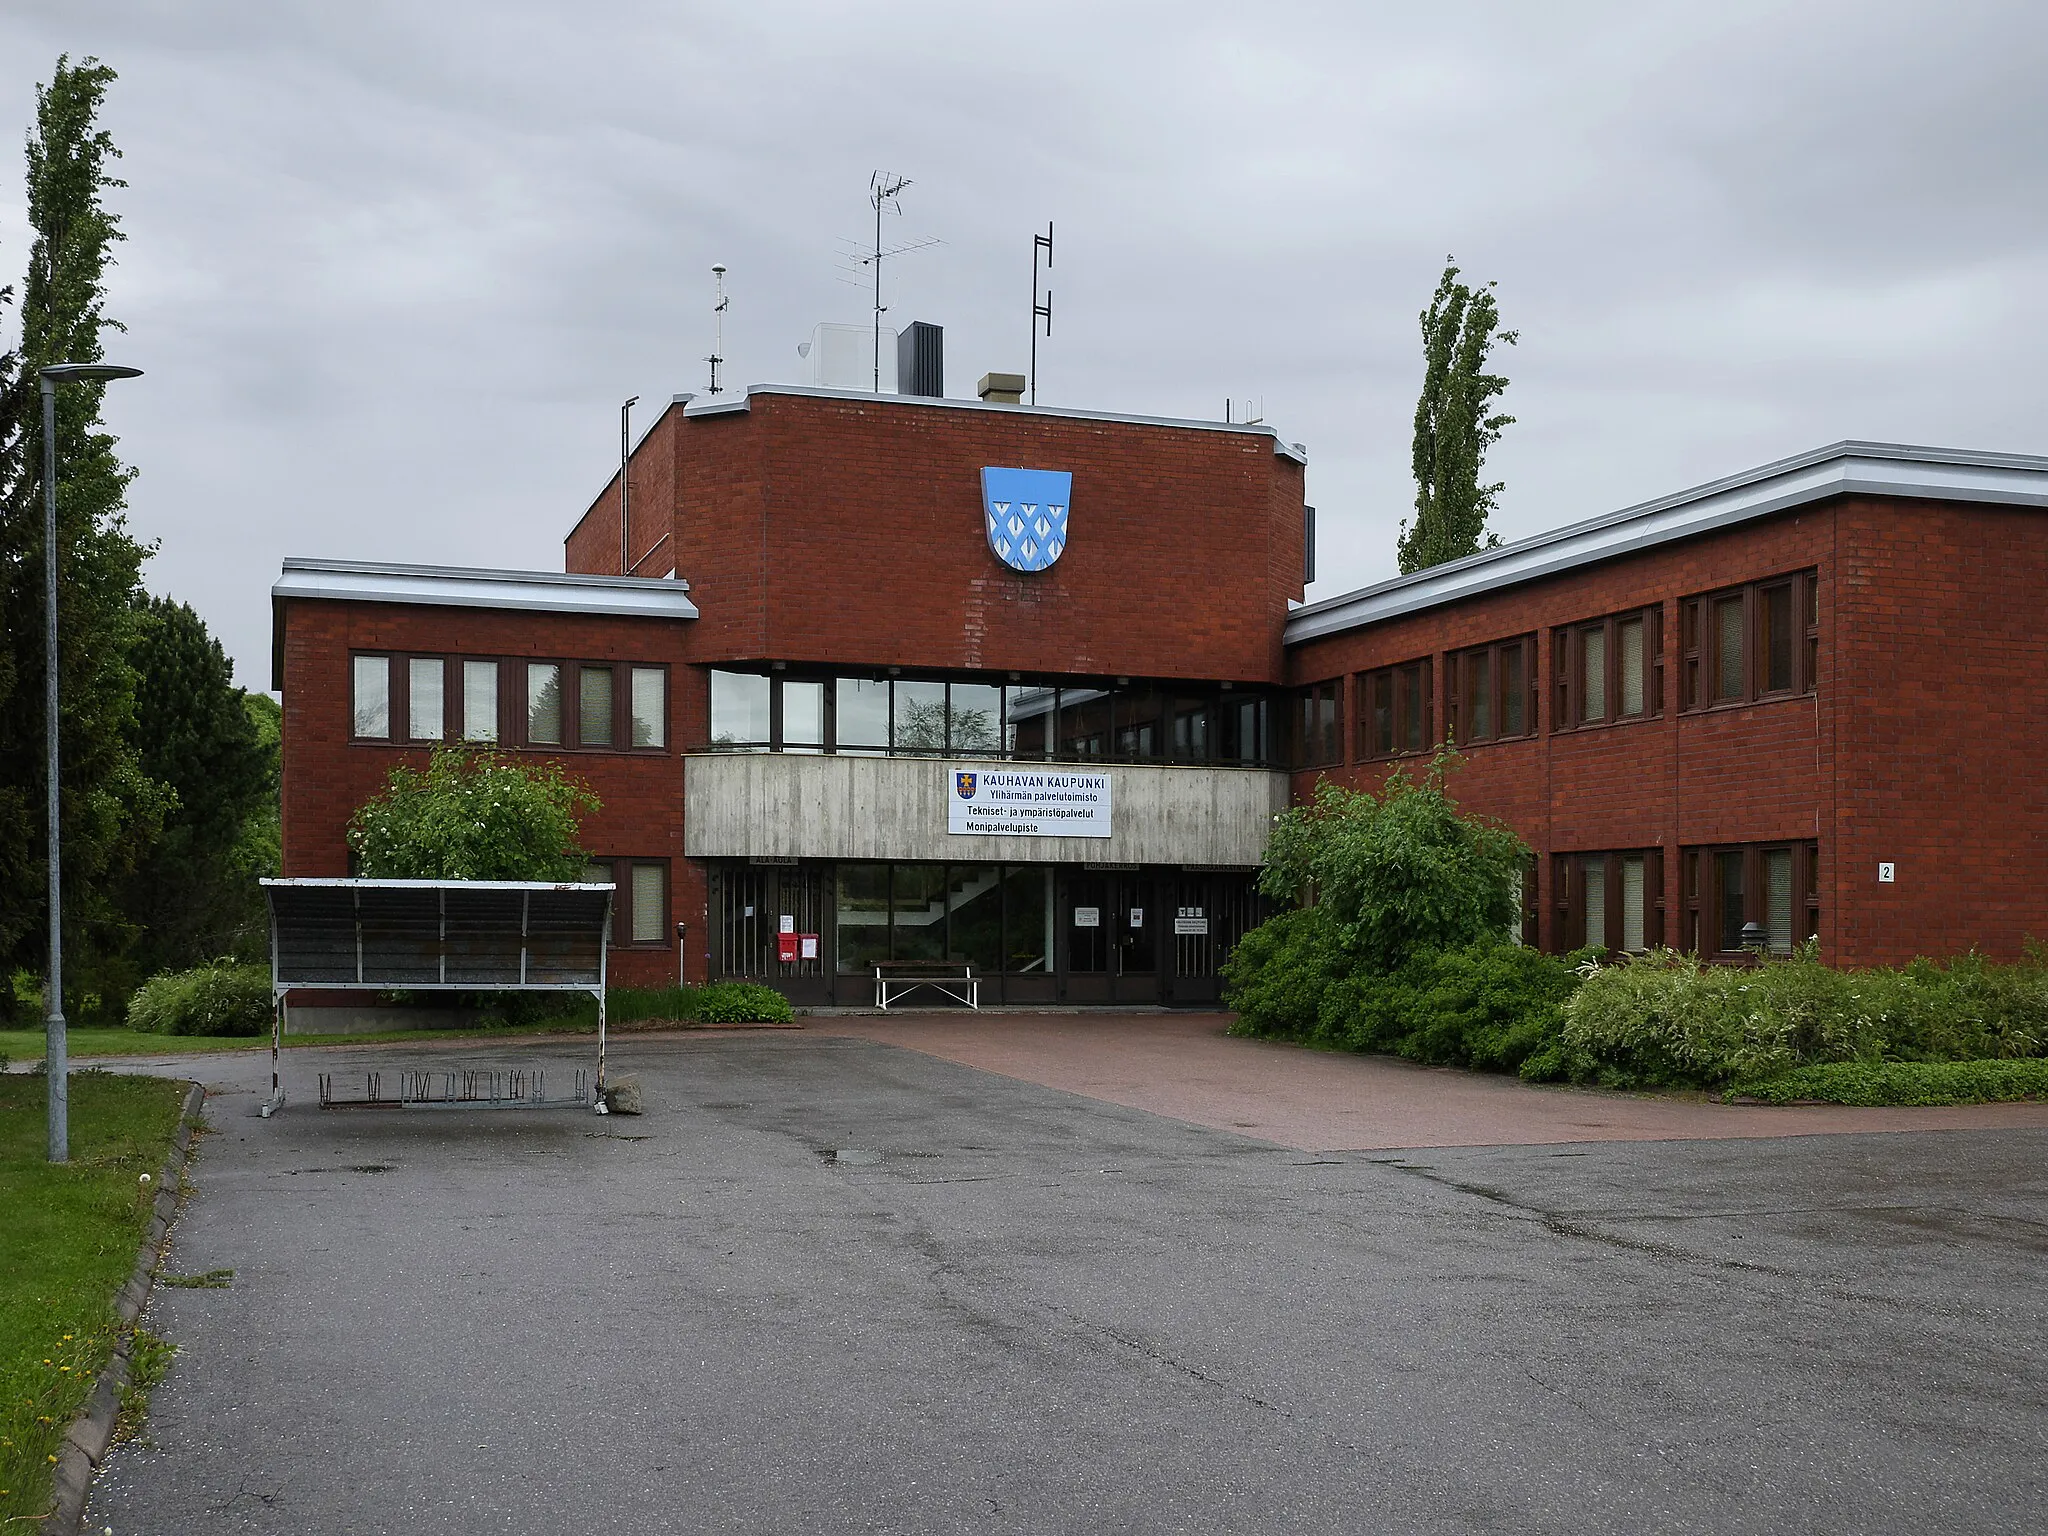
[1739, 920, 1769, 956]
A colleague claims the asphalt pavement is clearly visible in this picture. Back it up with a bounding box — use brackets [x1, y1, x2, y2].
[87, 1031, 2048, 1535]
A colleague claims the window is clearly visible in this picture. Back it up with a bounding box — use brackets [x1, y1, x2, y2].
[1681, 842, 1820, 956]
[1554, 849, 1663, 954]
[893, 680, 948, 755]
[948, 683, 1003, 755]
[462, 660, 499, 742]
[1447, 637, 1536, 746]
[1293, 680, 1343, 767]
[780, 679, 826, 753]
[1555, 607, 1662, 730]
[1361, 658, 1433, 760]
[407, 657, 445, 740]
[836, 678, 891, 753]
[1680, 571, 1819, 709]
[578, 666, 614, 747]
[527, 663, 563, 744]
[629, 667, 665, 748]
[352, 655, 391, 739]
[710, 670, 771, 749]
[584, 858, 669, 947]
[704, 672, 1282, 765]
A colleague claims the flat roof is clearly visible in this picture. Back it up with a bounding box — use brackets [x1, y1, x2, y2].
[271, 559, 698, 690]
[682, 382, 1312, 465]
[273, 558, 699, 618]
[1284, 441, 2048, 646]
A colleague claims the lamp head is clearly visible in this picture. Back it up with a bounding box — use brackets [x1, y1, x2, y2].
[39, 362, 143, 384]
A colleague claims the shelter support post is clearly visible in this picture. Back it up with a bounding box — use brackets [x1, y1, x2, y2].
[261, 988, 285, 1117]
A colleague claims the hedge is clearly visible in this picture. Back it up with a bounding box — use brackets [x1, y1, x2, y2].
[1728, 1058, 2048, 1106]
[125, 962, 273, 1036]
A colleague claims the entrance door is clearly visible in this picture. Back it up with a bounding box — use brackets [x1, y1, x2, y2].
[1110, 875, 1160, 1005]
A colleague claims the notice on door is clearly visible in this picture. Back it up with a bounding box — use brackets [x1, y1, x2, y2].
[948, 767, 1112, 838]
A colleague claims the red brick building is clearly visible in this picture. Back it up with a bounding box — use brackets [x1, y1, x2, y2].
[273, 389, 2048, 1006]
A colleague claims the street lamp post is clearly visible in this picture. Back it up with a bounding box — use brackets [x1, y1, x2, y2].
[39, 361, 142, 1164]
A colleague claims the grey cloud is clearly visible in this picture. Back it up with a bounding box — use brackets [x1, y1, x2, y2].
[0, 0, 2042, 684]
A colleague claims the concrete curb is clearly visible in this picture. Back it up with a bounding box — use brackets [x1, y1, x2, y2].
[41, 1079, 205, 1536]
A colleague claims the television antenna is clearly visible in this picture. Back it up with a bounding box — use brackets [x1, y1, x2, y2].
[707, 264, 728, 395]
[1030, 223, 1053, 405]
[838, 172, 942, 391]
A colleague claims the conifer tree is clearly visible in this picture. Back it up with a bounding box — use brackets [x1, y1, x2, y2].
[0, 57, 166, 1003]
[1397, 259, 1518, 574]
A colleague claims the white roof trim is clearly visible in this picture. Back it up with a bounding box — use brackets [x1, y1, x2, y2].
[273, 558, 699, 620]
[1285, 441, 2048, 646]
[681, 381, 1310, 464]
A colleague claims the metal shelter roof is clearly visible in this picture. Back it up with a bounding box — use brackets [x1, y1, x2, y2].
[262, 879, 612, 991]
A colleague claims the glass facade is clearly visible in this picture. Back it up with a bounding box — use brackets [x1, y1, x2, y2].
[723, 860, 1267, 1005]
[706, 670, 1284, 765]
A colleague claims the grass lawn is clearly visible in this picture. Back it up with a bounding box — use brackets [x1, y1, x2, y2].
[0, 1070, 190, 1523]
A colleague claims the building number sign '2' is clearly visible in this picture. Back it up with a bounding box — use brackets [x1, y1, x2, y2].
[981, 466, 1072, 572]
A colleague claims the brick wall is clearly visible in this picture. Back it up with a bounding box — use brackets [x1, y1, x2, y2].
[567, 392, 1308, 681]
[1283, 495, 2048, 966]
[279, 597, 702, 986]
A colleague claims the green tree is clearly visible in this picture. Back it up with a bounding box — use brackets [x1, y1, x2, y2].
[1258, 749, 1528, 973]
[0, 57, 167, 1010]
[1397, 259, 1518, 574]
[348, 747, 599, 881]
[116, 596, 277, 978]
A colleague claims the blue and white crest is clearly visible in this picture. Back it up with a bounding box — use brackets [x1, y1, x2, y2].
[980, 466, 1072, 573]
[955, 771, 978, 799]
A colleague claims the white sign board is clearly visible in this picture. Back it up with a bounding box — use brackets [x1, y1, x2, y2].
[1174, 907, 1209, 936]
[947, 767, 1112, 838]
[1073, 907, 1100, 928]
[1878, 862, 1896, 883]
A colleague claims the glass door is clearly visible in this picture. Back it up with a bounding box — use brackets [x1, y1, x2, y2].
[1112, 875, 1160, 1004]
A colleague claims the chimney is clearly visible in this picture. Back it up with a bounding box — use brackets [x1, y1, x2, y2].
[896, 322, 944, 398]
[977, 371, 1026, 405]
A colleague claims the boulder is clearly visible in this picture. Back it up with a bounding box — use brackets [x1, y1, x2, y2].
[602, 1075, 644, 1115]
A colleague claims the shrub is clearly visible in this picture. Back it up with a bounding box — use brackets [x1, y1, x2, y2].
[348, 747, 599, 881]
[1260, 751, 1529, 973]
[126, 963, 272, 1037]
[1729, 1058, 2048, 1107]
[1540, 944, 2048, 1089]
[1230, 926, 1586, 1075]
[1221, 907, 1348, 1040]
[686, 982, 795, 1025]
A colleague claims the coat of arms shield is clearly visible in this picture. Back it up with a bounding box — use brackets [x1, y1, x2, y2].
[980, 466, 1072, 573]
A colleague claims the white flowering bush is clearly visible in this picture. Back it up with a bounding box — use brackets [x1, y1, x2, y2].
[347, 748, 598, 881]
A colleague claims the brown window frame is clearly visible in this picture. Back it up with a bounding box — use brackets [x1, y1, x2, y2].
[1554, 607, 1663, 731]
[350, 651, 455, 744]
[584, 856, 672, 948]
[502, 658, 670, 754]
[1293, 678, 1345, 769]
[1360, 657, 1434, 761]
[1445, 635, 1537, 747]
[1679, 570, 1819, 711]
[1680, 841, 1820, 959]
[1552, 849, 1664, 954]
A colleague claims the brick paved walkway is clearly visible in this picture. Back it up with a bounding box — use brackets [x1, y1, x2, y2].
[814, 1011, 2048, 1150]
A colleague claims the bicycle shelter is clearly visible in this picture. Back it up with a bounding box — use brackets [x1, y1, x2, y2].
[260, 878, 613, 1116]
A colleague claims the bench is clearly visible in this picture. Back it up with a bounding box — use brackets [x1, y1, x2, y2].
[873, 961, 980, 1011]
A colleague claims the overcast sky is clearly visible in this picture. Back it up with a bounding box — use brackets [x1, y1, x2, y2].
[2, 1, 2042, 689]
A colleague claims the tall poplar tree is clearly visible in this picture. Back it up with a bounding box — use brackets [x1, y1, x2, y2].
[1397, 259, 1518, 574]
[0, 57, 166, 1006]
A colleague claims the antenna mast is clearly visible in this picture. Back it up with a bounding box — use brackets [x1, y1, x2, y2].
[1030, 222, 1053, 405]
[869, 172, 911, 391]
[708, 264, 728, 395]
